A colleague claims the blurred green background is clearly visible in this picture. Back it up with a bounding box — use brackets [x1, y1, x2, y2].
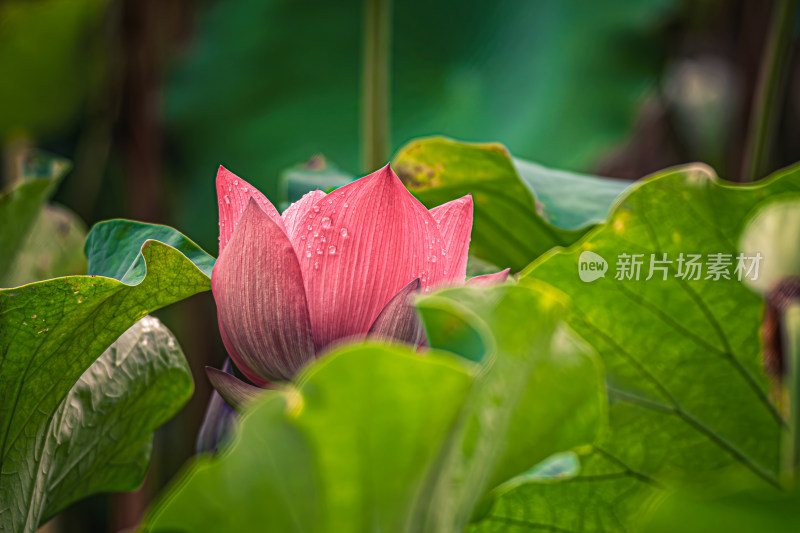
[2, 0, 799, 530]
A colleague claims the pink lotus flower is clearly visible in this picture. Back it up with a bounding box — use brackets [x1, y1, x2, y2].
[205, 164, 508, 407]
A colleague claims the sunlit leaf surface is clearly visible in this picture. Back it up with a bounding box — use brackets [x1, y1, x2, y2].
[469, 163, 800, 532]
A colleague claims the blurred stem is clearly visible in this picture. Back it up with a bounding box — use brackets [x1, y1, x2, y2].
[361, 0, 392, 172]
[782, 304, 800, 488]
[742, 0, 797, 182]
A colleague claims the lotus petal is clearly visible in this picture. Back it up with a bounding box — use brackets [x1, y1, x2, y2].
[282, 189, 327, 242]
[467, 268, 511, 286]
[216, 316, 270, 387]
[368, 278, 423, 345]
[429, 195, 473, 282]
[289, 164, 446, 350]
[217, 166, 285, 253]
[196, 360, 237, 454]
[205, 366, 262, 410]
[212, 199, 315, 380]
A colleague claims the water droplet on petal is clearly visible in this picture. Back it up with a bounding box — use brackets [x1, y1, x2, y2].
[328, 245, 336, 254]
[313, 205, 320, 213]
[224, 195, 230, 204]
[316, 249, 323, 255]
[233, 179, 239, 185]
[321, 217, 331, 229]
[305, 250, 312, 258]
[340, 227, 348, 237]
[314, 262, 319, 270]
[307, 225, 313, 231]
[431, 256, 437, 263]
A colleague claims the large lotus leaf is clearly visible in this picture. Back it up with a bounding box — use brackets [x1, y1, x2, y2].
[165, 0, 674, 252]
[143, 345, 474, 533]
[84, 219, 214, 281]
[642, 482, 800, 533]
[144, 283, 605, 532]
[469, 434, 664, 532]
[0, 316, 192, 533]
[514, 157, 631, 230]
[469, 163, 800, 531]
[394, 137, 631, 271]
[414, 283, 606, 533]
[0, 221, 212, 531]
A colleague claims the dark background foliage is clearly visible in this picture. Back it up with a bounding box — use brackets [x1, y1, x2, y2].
[2, 0, 798, 530]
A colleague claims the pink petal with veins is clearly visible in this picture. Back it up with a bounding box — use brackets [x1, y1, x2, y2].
[282, 189, 327, 243]
[429, 195, 473, 283]
[216, 316, 270, 387]
[292, 164, 446, 350]
[368, 278, 424, 345]
[205, 366, 263, 410]
[212, 199, 315, 381]
[216, 166, 285, 254]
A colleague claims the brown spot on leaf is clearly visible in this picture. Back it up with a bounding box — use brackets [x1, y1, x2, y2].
[394, 161, 441, 190]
